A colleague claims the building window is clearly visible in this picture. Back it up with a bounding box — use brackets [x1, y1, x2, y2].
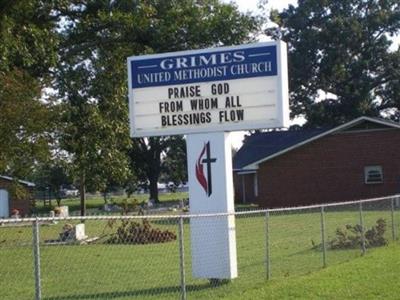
[364, 166, 383, 184]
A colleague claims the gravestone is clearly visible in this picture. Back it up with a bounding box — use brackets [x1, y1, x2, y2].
[74, 223, 87, 241]
[58, 206, 69, 217]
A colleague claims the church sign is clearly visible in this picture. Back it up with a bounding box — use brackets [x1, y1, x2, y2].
[128, 41, 289, 137]
[127, 41, 289, 280]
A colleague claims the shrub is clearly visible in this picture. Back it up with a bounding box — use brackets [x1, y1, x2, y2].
[120, 198, 139, 215]
[365, 218, 387, 247]
[59, 223, 75, 241]
[329, 218, 388, 250]
[106, 219, 177, 245]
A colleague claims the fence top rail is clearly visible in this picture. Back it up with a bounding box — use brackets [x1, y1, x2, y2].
[0, 194, 398, 223]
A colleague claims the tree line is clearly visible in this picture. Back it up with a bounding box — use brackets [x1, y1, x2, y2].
[1, 0, 399, 215]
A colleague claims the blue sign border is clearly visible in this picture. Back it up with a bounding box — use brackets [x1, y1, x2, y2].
[130, 44, 277, 89]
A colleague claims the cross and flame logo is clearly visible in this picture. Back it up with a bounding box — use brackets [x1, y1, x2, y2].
[195, 141, 217, 197]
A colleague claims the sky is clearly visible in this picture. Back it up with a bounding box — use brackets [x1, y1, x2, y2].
[225, 0, 298, 148]
[232, 0, 297, 13]
[226, 0, 399, 148]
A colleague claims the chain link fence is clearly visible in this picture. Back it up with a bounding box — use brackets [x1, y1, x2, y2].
[1, 195, 399, 300]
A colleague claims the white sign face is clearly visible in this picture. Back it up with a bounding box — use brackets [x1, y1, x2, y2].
[127, 41, 289, 137]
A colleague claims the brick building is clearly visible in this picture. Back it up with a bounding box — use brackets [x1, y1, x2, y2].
[0, 175, 35, 217]
[233, 117, 400, 208]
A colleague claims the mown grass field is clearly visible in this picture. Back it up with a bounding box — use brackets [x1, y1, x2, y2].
[0, 206, 399, 299]
[223, 242, 400, 300]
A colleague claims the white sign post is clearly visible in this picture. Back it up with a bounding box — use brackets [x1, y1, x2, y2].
[186, 132, 237, 279]
[127, 41, 289, 280]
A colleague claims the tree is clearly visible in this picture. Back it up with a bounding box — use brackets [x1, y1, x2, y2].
[57, 1, 136, 215]
[0, 1, 60, 177]
[129, 0, 259, 201]
[161, 136, 188, 188]
[33, 160, 72, 207]
[57, 61, 132, 216]
[268, 0, 400, 127]
[130, 136, 187, 199]
[57, 0, 260, 204]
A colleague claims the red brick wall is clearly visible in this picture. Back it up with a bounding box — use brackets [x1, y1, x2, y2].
[0, 178, 33, 216]
[254, 129, 400, 208]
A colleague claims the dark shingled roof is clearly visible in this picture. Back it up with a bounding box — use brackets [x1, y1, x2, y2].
[233, 117, 400, 170]
[233, 128, 330, 170]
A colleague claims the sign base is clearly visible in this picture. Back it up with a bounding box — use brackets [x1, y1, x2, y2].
[186, 132, 237, 279]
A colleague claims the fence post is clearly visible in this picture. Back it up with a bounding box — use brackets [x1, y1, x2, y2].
[320, 206, 327, 268]
[391, 197, 396, 241]
[265, 210, 271, 280]
[178, 216, 187, 300]
[359, 203, 366, 255]
[32, 217, 42, 300]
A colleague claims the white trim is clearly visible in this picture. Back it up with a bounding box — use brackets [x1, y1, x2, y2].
[239, 117, 400, 169]
[241, 176, 246, 204]
[254, 173, 258, 197]
[127, 56, 135, 137]
[236, 170, 257, 175]
[131, 121, 284, 138]
[128, 41, 283, 61]
[128, 41, 290, 137]
[277, 41, 290, 128]
[0, 175, 35, 187]
[364, 165, 383, 184]
[0, 189, 9, 218]
[243, 163, 259, 170]
[335, 127, 397, 134]
[241, 164, 259, 171]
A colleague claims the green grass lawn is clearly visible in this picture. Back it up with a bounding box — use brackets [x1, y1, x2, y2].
[0, 208, 399, 299]
[224, 243, 400, 300]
